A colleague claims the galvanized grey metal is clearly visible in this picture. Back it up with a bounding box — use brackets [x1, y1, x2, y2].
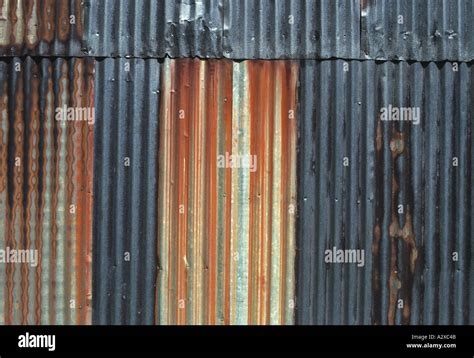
[83, 0, 361, 60]
[223, 0, 361, 59]
[361, 0, 474, 61]
[92, 58, 161, 325]
[297, 59, 474, 325]
[84, 0, 223, 58]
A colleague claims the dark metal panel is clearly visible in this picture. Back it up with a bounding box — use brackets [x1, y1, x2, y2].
[361, 0, 474, 61]
[0, 56, 94, 324]
[0, 0, 85, 56]
[223, 0, 361, 59]
[297, 60, 473, 325]
[84, 0, 223, 58]
[84, 0, 361, 60]
[92, 58, 160, 325]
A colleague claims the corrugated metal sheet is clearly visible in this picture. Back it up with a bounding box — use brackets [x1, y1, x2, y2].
[361, 0, 474, 61]
[157, 59, 297, 324]
[83, 0, 360, 60]
[223, 0, 361, 59]
[92, 58, 161, 325]
[297, 59, 474, 325]
[0, 56, 94, 324]
[0, 0, 85, 56]
[93, 58, 298, 325]
[84, 0, 223, 58]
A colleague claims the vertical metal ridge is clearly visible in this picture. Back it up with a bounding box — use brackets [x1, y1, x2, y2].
[92, 58, 160, 325]
[0, 56, 94, 325]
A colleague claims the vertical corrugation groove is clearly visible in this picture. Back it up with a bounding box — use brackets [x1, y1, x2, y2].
[0, 56, 94, 325]
[156, 58, 297, 325]
[92, 58, 160, 325]
[297, 60, 473, 325]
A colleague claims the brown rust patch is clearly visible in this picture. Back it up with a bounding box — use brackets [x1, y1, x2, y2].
[0, 0, 83, 55]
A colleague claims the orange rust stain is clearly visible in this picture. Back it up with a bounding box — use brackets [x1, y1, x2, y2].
[57, 0, 70, 41]
[40, 0, 55, 42]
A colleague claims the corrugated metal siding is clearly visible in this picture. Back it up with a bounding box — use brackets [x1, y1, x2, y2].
[83, 0, 361, 60]
[157, 59, 297, 324]
[92, 58, 161, 325]
[0, 56, 94, 324]
[93, 58, 298, 325]
[0, 0, 85, 56]
[84, 0, 223, 58]
[297, 59, 474, 325]
[223, 0, 360, 59]
[361, 0, 474, 61]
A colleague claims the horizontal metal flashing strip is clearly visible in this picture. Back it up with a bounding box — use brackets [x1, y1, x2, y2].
[0, 56, 94, 324]
[297, 59, 474, 325]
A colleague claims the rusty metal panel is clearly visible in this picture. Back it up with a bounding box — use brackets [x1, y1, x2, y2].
[297, 59, 474, 325]
[223, 0, 361, 59]
[0, 0, 85, 57]
[0, 56, 94, 324]
[84, 0, 223, 58]
[92, 58, 161, 325]
[361, 0, 474, 61]
[156, 58, 298, 325]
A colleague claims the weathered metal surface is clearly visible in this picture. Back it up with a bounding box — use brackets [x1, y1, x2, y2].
[84, 0, 223, 58]
[0, 0, 85, 56]
[157, 58, 298, 324]
[297, 59, 473, 325]
[361, 0, 474, 61]
[223, 0, 361, 59]
[84, 0, 360, 60]
[92, 58, 161, 325]
[0, 56, 94, 324]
